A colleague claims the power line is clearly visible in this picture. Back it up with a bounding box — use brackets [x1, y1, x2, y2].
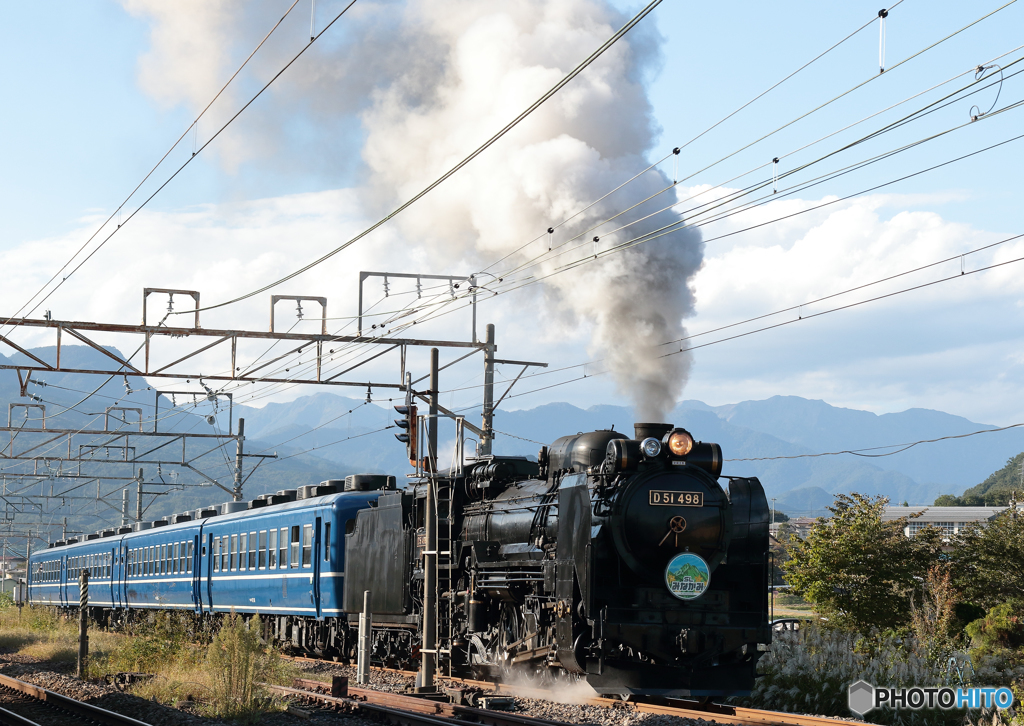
[2, 0, 308, 334]
[258, 110, 1024, 416]
[480, 1, 896, 274]
[323, 72, 1024, 360]
[510, 109, 1024, 293]
[730, 422, 1024, 461]
[434, 228, 1024, 407]
[270, 424, 395, 463]
[14, 1, 1015, 475]
[250, 401, 370, 455]
[490, 67, 1024, 290]
[659, 245, 1024, 360]
[9, 0, 360, 329]
[486, 0, 1020, 284]
[189, 0, 667, 314]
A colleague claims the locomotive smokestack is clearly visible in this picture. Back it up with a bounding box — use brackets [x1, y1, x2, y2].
[634, 423, 672, 441]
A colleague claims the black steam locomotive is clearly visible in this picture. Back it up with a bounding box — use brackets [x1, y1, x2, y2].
[344, 423, 772, 697]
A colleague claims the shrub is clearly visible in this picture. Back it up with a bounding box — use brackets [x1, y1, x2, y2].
[909, 566, 960, 661]
[967, 604, 1024, 664]
[204, 613, 287, 722]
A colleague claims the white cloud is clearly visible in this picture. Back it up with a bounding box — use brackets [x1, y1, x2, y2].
[5, 183, 1024, 429]
[681, 188, 1024, 423]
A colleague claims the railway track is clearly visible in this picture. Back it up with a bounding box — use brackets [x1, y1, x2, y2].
[0, 672, 152, 726]
[267, 678, 599, 726]
[272, 671, 856, 726]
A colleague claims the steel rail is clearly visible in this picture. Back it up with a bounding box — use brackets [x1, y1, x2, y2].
[0, 672, 153, 726]
[0, 703, 41, 726]
[277, 668, 855, 726]
[268, 680, 579, 726]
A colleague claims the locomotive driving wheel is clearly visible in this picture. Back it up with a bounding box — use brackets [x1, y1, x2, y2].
[495, 604, 521, 679]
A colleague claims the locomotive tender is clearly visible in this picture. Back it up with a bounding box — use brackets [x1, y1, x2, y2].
[29, 422, 771, 697]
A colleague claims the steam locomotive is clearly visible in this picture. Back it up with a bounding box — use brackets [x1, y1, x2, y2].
[28, 422, 771, 698]
[346, 422, 772, 697]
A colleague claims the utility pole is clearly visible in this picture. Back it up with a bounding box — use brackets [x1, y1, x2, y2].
[135, 469, 143, 523]
[428, 352, 438, 473]
[420, 349, 439, 692]
[233, 418, 245, 502]
[771, 498, 777, 528]
[480, 324, 495, 456]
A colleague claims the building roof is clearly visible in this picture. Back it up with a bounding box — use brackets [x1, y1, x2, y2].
[881, 506, 1017, 523]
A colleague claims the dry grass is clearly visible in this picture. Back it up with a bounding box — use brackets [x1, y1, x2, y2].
[0, 606, 119, 665]
[0, 605, 300, 722]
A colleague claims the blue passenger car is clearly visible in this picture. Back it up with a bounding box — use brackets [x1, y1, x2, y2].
[27, 476, 395, 654]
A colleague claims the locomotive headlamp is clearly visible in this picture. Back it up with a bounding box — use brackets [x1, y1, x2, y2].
[640, 437, 662, 457]
[667, 430, 694, 457]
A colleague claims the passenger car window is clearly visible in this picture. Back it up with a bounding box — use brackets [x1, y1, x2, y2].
[302, 524, 313, 567]
[258, 531, 267, 569]
[323, 522, 331, 562]
[249, 531, 257, 569]
[268, 529, 277, 568]
[290, 526, 300, 568]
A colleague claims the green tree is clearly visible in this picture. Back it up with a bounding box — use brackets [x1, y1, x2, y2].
[784, 493, 943, 632]
[965, 603, 1024, 664]
[956, 452, 1024, 506]
[932, 494, 959, 506]
[950, 506, 1024, 609]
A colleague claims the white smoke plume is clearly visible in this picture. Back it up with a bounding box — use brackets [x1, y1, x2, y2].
[125, 0, 704, 421]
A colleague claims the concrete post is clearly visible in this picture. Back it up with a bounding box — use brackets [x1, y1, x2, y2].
[357, 590, 371, 685]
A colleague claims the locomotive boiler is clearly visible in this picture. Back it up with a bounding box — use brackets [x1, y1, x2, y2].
[344, 422, 772, 697]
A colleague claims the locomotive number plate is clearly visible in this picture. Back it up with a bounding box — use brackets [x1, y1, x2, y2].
[649, 490, 703, 507]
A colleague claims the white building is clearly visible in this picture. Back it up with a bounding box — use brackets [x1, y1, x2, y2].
[882, 506, 1020, 539]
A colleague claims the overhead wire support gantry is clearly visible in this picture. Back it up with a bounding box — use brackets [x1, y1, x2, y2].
[0, 288, 481, 390]
[0, 282, 549, 510]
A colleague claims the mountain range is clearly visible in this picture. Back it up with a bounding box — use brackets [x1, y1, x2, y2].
[3, 345, 1023, 536]
[241, 392, 1024, 515]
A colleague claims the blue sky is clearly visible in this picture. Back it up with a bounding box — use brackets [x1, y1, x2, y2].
[2, 0, 1024, 429]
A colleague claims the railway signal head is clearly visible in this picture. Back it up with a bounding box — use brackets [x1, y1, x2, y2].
[394, 404, 417, 462]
